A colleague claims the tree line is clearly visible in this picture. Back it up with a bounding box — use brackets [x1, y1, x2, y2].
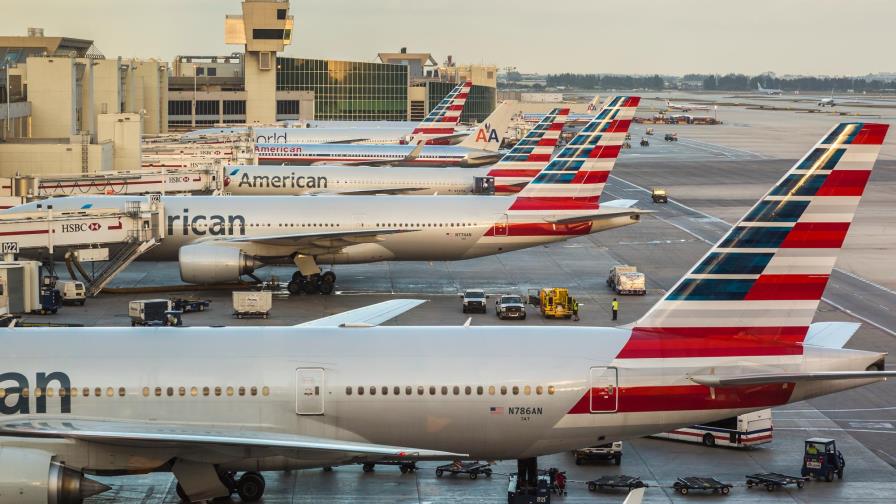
[545, 74, 666, 90]
[543, 73, 893, 92]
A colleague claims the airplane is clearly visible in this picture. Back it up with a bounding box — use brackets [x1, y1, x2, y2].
[757, 83, 783, 95]
[223, 108, 571, 196]
[818, 90, 836, 107]
[253, 99, 517, 167]
[664, 99, 710, 112]
[0, 121, 888, 504]
[3, 97, 643, 294]
[182, 81, 475, 146]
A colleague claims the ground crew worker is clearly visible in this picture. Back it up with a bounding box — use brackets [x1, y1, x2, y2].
[572, 298, 580, 321]
[611, 298, 619, 321]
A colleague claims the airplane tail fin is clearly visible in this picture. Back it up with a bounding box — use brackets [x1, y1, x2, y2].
[585, 95, 601, 113]
[506, 96, 639, 213]
[456, 100, 517, 152]
[408, 81, 472, 145]
[628, 123, 889, 357]
[486, 107, 570, 194]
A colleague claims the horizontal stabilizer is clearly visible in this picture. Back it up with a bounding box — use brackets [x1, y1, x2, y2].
[544, 208, 649, 225]
[804, 321, 861, 349]
[690, 371, 895, 387]
[298, 299, 426, 327]
[600, 198, 639, 209]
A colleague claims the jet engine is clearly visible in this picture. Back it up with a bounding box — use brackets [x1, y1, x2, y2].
[0, 447, 110, 504]
[179, 244, 262, 284]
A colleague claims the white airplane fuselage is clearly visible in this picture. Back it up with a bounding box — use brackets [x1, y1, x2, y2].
[0, 325, 882, 472]
[5, 195, 640, 264]
[224, 165, 491, 196]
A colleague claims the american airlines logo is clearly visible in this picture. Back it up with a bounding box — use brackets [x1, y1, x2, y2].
[229, 170, 328, 190]
[475, 123, 501, 144]
[0, 372, 71, 414]
[167, 209, 246, 237]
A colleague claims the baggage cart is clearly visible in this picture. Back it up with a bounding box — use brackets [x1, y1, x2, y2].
[435, 461, 493, 479]
[586, 475, 647, 492]
[232, 291, 272, 319]
[673, 476, 732, 495]
[359, 461, 417, 474]
[746, 472, 807, 491]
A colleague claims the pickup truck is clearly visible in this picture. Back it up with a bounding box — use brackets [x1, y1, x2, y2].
[461, 289, 487, 314]
[495, 295, 526, 320]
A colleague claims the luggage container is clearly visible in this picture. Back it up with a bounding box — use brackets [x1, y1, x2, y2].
[129, 299, 172, 326]
[233, 291, 272, 319]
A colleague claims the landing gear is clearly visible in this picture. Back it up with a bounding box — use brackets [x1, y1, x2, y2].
[287, 271, 337, 295]
[237, 472, 266, 502]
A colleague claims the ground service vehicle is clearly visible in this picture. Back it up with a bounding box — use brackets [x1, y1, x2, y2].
[129, 299, 172, 326]
[57, 280, 86, 306]
[170, 297, 210, 313]
[653, 409, 773, 448]
[607, 266, 646, 295]
[665, 133, 678, 142]
[651, 187, 668, 203]
[496, 295, 526, 320]
[461, 289, 487, 314]
[640, 138, 649, 146]
[574, 441, 623, 465]
[233, 291, 272, 319]
[530, 288, 572, 318]
[802, 438, 845, 481]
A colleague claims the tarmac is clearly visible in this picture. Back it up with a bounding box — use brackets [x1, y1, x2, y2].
[45, 97, 896, 502]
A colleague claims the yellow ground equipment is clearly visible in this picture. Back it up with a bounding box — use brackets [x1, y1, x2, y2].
[529, 288, 573, 319]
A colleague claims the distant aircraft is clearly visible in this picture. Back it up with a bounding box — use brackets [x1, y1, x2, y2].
[0, 121, 888, 504]
[521, 95, 602, 124]
[818, 90, 836, 107]
[664, 99, 710, 112]
[757, 83, 783, 95]
[5, 97, 643, 293]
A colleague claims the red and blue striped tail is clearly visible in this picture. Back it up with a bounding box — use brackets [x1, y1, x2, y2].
[487, 107, 570, 194]
[628, 122, 889, 358]
[508, 96, 639, 213]
[408, 81, 471, 144]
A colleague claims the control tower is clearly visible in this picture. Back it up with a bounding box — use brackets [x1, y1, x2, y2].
[225, 0, 293, 124]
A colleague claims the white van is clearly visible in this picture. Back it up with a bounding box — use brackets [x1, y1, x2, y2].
[57, 280, 86, 306]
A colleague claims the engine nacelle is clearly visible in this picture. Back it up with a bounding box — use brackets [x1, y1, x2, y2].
[0, 447, 109, 504]
[179, 244, 262, 284]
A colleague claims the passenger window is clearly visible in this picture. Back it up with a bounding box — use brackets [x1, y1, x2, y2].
[191, 387, 198, 397]
[441, 386, 448, 395]
[358, 386, 364, 396]
[0, 388, 6, 399]
[251, 386, 258, 396]
[142, 387, 150, 397]
[370, 386, 376, 396]
[500, 386, 507, 395]
[226, 387, 234, 397]
[536, 386, 543, 395]
[382, 386, 388, 396]
[262, 386, 270, 396]
[178, 387, 186, 397]
[104, 387, 111, 397]
[119, 387, 126, 397]
[465, 386, 472, 395]
[59, 388, 67, 397]
[345, 386, 352, 395]
[417, 386, 424, 395]
[46, 387, 55, 397]
[512, 386, 519, 395]
[405, 386, 412, 395]
[524, 385, 531, 395]
[548, 385, 556, 395]
[239, 387, 246, 396]
[429, 386, 436, 395]
[393, 386, 400, 395]
[154, 387, 162, 397]
[215, 387, 222, 397]
[70, 387, 79, 397]
[22, 388, 29, 398]
[203, 387, 210, 396]
[488, 385, 496, 395]
[82, 387, 90, 397]
[453, 386, 460, 395]
[476, 386, 483, 395]
[166, 387, 174, 397]
[34, 387, 43, 398]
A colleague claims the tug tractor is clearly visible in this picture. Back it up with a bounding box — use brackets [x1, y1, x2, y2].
[801, 438, 845, 482]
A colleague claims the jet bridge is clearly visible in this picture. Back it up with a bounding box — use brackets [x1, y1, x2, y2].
[0, 166, 224, 208]
[0, 197, 166, 295]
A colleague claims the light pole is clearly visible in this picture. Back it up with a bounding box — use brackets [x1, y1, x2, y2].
[192, 63, 198, 128]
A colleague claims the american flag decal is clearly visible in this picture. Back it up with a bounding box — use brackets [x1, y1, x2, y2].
[490, 406, 504, 415]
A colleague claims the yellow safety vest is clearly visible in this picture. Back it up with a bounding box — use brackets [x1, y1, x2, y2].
[612, 301, 619, 310]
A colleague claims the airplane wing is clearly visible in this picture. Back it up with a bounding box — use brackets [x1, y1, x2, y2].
[0, 419, 465, 462]
[333, 187, 431, 195]
[321, 141, 427, 167]
[223, 227, 418, 250]
[323, 138, 373, 144]
[689, 371, 896, 387]
[297, 299, 427, 327]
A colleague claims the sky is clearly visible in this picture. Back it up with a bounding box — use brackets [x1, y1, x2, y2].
[2, 0, 893, 76]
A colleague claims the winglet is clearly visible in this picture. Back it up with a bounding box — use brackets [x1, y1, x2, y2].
[297, 299, 426, 327]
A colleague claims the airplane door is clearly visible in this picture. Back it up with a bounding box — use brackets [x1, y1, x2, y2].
[493, 214, 509, 236]
[296, 368, 325, 415]
[589, 367, 618, 413]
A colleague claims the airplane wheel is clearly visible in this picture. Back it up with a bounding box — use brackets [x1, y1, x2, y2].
[287, 280, 302, 295]
[302, 277, 319, 294]
[237, 472, 265, 502]
[321, 271, 336, 284]
[292, 271, 303, 282]
[318, 277, 334, 295]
